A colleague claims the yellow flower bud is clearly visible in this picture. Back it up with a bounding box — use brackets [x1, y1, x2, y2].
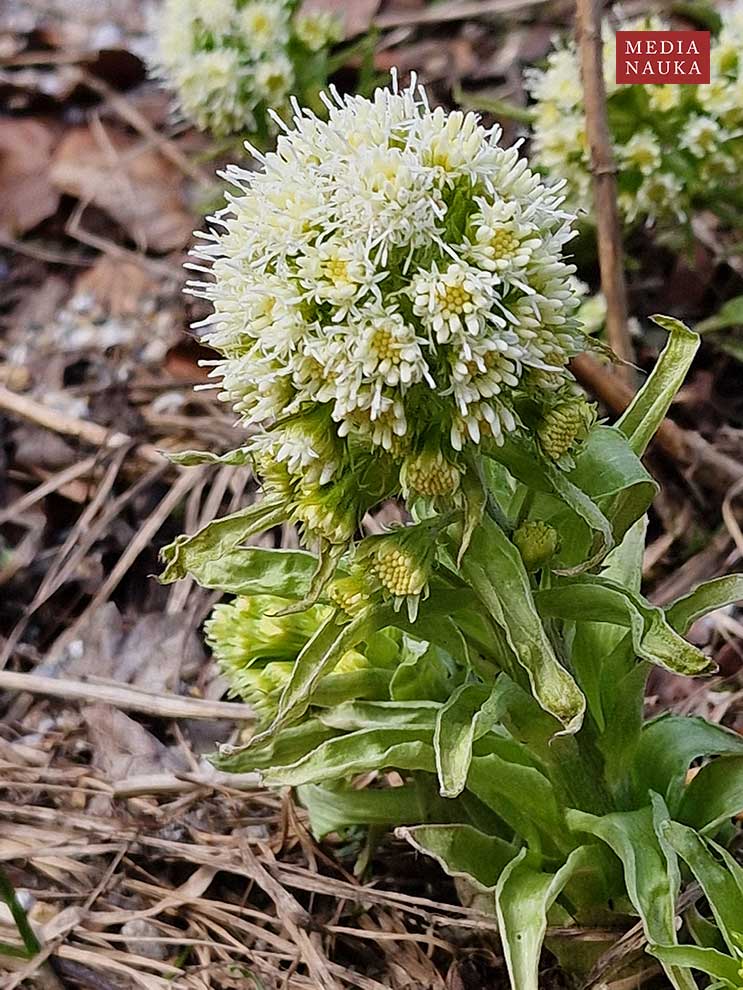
[513, 520, 560, 572]
[401, 448, 461, 498]
[292, 479, 359, 545]
[372, 546, 427, 599]
[538, 398, 595, 464]
[328, 575, 370, 617]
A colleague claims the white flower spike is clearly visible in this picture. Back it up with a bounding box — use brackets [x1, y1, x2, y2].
[190, 77, 589, 545]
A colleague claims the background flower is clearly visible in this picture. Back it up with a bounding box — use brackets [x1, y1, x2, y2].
[149, 0, 341, 137]
[526, 9, 743, 229]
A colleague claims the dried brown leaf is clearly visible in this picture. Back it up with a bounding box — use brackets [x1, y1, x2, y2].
[82, 704, 188, 781]
[49, 126, 193, 253]
[0, 117, 60, 236]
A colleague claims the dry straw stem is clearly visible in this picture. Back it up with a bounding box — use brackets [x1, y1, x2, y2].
[0, 383, 164, 467]
[375, 0, 549, 27]
[0, 669, 254, 721]
[575, 0, 634, 379]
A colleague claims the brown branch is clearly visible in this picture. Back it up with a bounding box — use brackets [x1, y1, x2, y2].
[575, 0, 634, 379]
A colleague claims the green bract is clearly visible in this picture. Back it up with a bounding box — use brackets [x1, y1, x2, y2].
[527, 9, 743, 231]
[149, 0, 340, 137]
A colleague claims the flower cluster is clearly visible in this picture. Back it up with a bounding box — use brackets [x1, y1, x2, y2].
[191, 78, 590, 548]
[206, 592, 403, 723]
[526, 9, 743, 228]
[149, 0, 340, 137]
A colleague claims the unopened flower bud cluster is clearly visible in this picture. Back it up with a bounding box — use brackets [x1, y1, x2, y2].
[206, 593, 401, 722]
[526, 9, 743, 228]
[150, 0, 340, 137]
[192, 79, 589, 548]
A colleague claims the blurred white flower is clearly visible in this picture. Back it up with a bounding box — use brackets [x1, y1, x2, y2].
[527, 9, 743, 229]
[150, 0, 340, 136]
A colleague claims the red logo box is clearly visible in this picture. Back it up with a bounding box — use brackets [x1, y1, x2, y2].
[616, 31, 710, 84]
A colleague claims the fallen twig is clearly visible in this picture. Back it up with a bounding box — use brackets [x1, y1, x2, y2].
[112, 770, 260, 798]
[0, 670, 254, 721]
[376, 0, 548, 28]
[0, 384, 164, 467]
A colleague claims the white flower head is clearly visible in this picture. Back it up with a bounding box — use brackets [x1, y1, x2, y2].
[149, 0, 334, 137]
[191, 78, 587, 545]
[680, 115, 726, 159]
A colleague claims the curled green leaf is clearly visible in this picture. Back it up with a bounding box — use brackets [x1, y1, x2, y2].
[535, 576, 712, 676]
[666, 575, 743, 635]
[167, 446, 252, 466]
[460, 516, 585, 733]
[398, 823, 524, 892]
[261, 727, 435, 786]
[617, 315, 699, 457]
[159, 499, 285, 584]
[495, 847, 591, 990]
[648, 944, 741, 988]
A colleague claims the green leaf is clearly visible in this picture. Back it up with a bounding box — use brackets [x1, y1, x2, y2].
[300, 780, 438, 837]
[255, 605, 395, 743]
[569, 518, 647, 733]
[697, 295, 743, 334]
[677, 755, 743, 832]
[490, 439, 614, 572]
[495, 847, 591, 990]
[535, 576, 712, 676]
[666, 575, 743, 635]
[159, 499, 285, 584]
[399, 823, 523, 892]
[171, 546, 319, 598]
[460, 515, 585, 733]
[566, 803, 696, 990]
[685, 902, 727, 951]
[458, 457, 487, 565]
[167, 446, 252, 466]
[616, 315, 699, 457]
[261, 727, 435, 786]
[275, 542, 345, 614]
[473, 674, 560, 763]
[389, 638, 464, 703]
[569, 427, 657, 548]
[312, 669, 393, 707]
[468, 754, 566, 853]
[661, 821, 743, 956]
[602, 517, 648, 596]
[633, 715, 743, 811]
[434, 683, 489, 798]
[215, 719, 337, 773]
[648, 944, 741, 987]
[319, 700, 440, 731]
